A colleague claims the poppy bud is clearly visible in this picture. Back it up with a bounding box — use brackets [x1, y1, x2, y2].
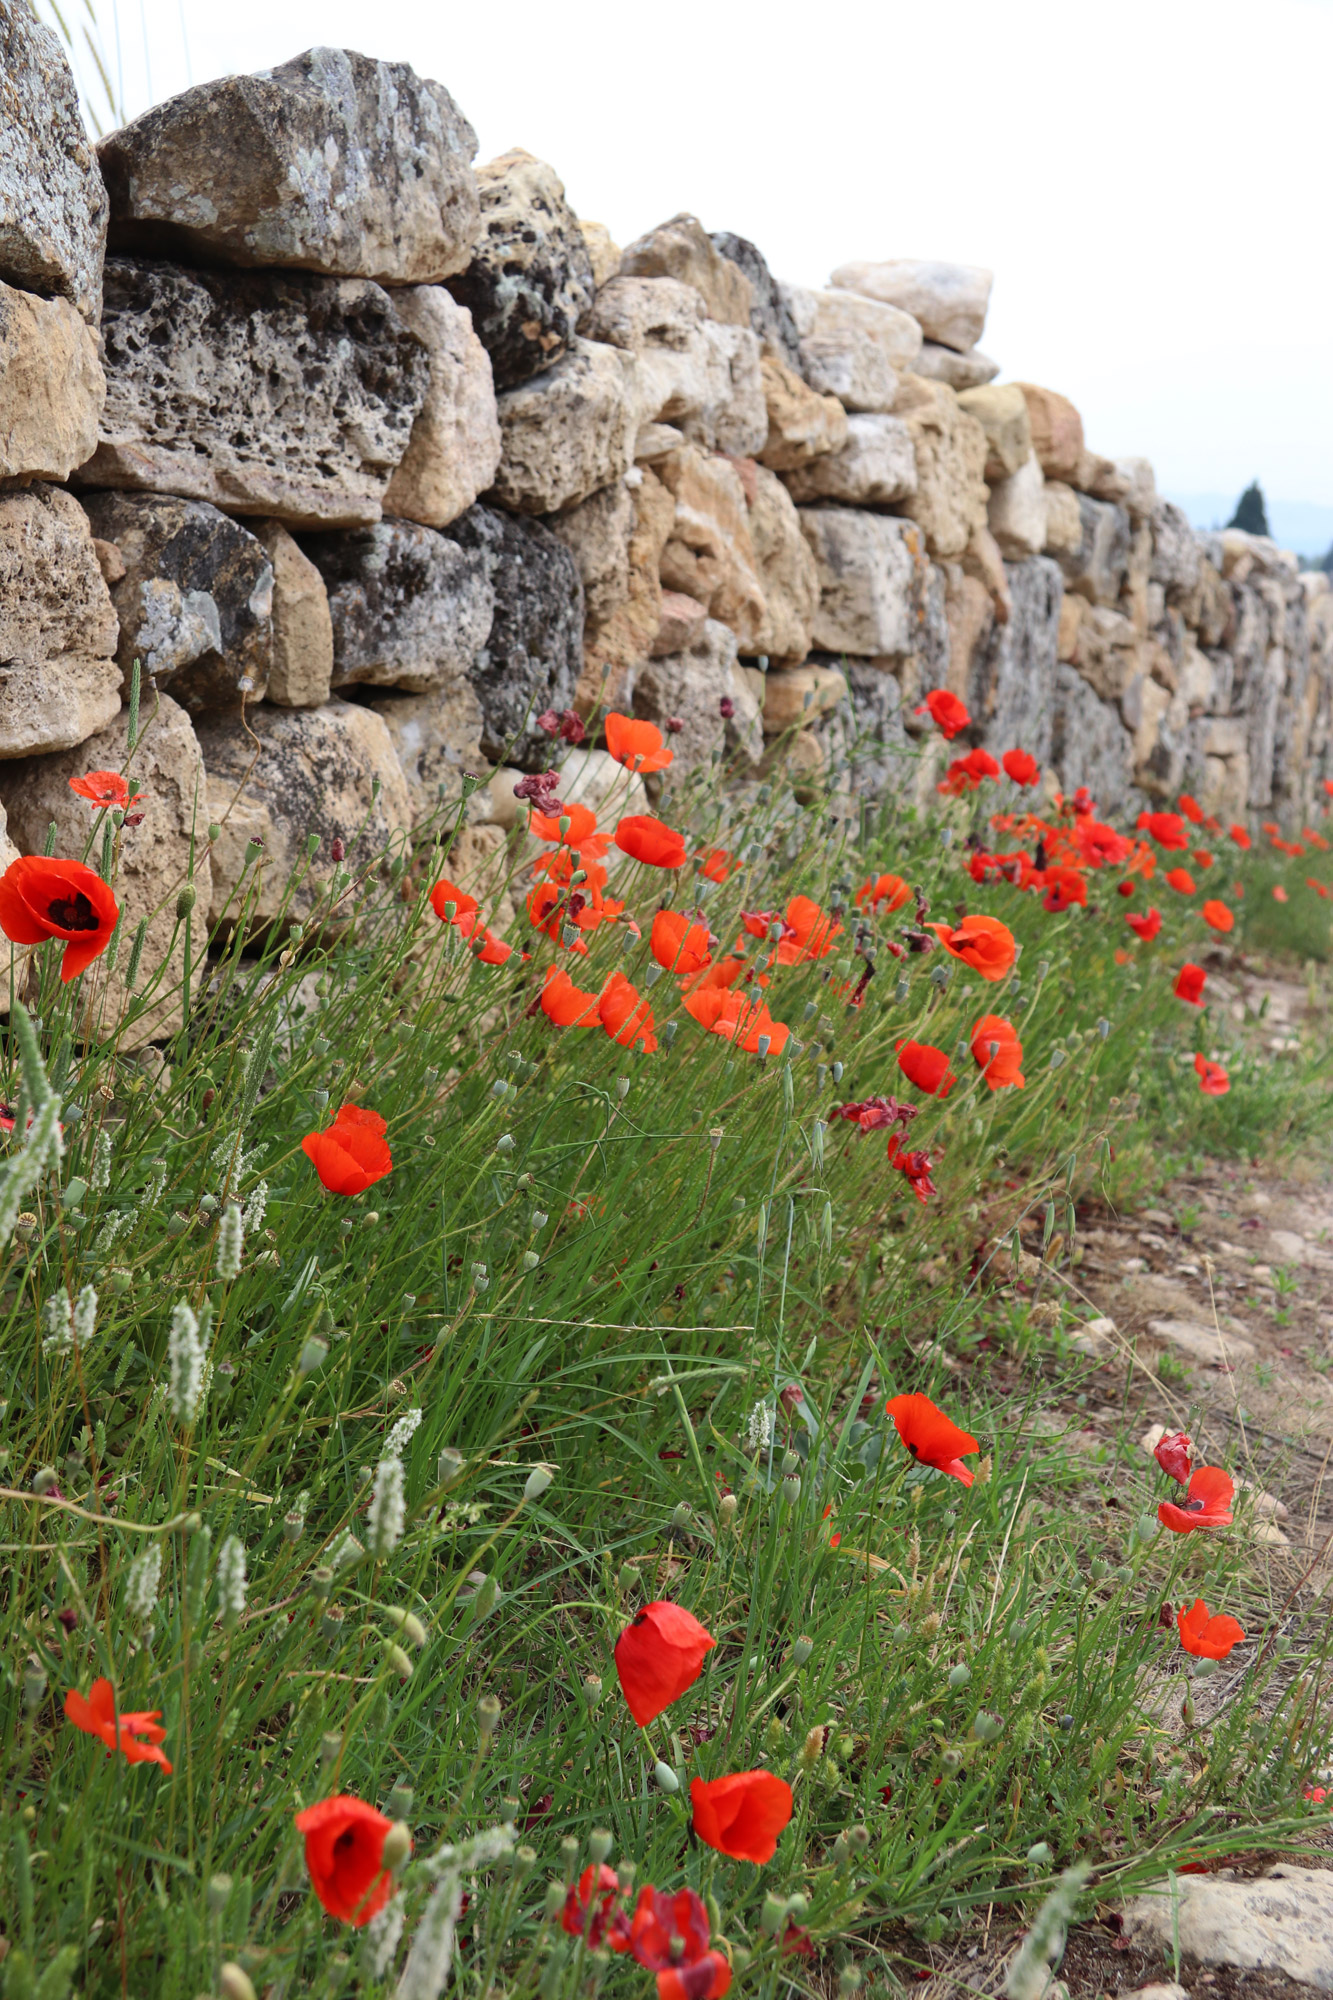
[545, 1882, 568, 1921]
[617, 1563, 637, 1594]
[581, 1674, 604, 1709]
[840, 1967, 863, 1996]
[495, 1133, 515, 1153]
[521, 1250, 539, 1270]
[330, 837, 346, 863]
[478, 1693, 502, 1741]
[787, 1892, 809, 1922]
[385, 1642, 413, 1680]
[948, 1663, 971, 1687]
[1027, 1841, 1053, 1867]
[388, 1782, 414, 1818]
[791, 1635, 814, 1666]
[653, 1760, 680, 1793]
[560, 1835, 580, 1884]
[438, 1447, 465, 1487]
[718, 1494, 738, 1532]
[31, 1466, 59, 1495]
[524, 1464, 556, 1501]
[760, 1895, 786, 1935]
[845, 1824, 870, 1853]
[176, 885, 197, 919]
[382, 1820, 413, 1871]
[588, 1828, 613, 1864]
[220, 1967, 257, 2000]
[297, 1335, 328, 1377]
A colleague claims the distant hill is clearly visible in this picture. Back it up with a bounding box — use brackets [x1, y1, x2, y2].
[1164, 492, 1333, 559]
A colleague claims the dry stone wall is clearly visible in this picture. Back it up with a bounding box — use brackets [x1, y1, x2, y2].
[2, 8, 1331, 986]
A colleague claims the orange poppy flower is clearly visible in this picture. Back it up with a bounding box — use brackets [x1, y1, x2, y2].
[1158, 1464, 1233, 1534]
[856, 873, 911, 913]
[530, 801, 600, 846]
[599, 971, 656, 1051]
[1304, 828, 1330, 851]
[294, 1795, 400, 1926]
[1177, 1598, 1244, 1660]
[64, 1678, 172, 1772]
[1174, 964, 1206, 1006]
[301, 1104, 392, 1196]
[938, 747, 999, 796]
[651, 909, 712, 976]
[684, 986, 789, 1055]
[1114, 947, 1132, 964]
[1201, 899, 1233, 933]
[1178, 793, 1204, 824]
[605, 712, 673, 774]
[915, 689, 971, 740]
[1164, 867, 1197, 895]
[1138, 811, 1189, 851]
[1307, 877, 1331, 899]
[971, 1014, 1025, 1090]
[616, 815, 687, 869]
[1002, 748, 1040, 787]
[429, 877, 480, 926]
[690, 1771, 793, 1864]
[465, 922, 513, 964]
[926, 913, 1016, 982]
[0, 855, 120, 982]
[1228, 824, 1251, 849]
[1126, 907, 1161, 941]
[1261, 820, 1280, 836]
[773, 894, 842, 964]
[1192, 850, 1214, 869]
[1272, 885, 1289, 903]
[69, 770, 143, 810]
[541, 966, 600, 1026]
[1194, 1053, 1229, 1095]
[697, 847, 735, 883]
[614, 1601, 716, 1726]
[896, 1040, 956, 1098]
[684, 954, 751, 996]
[885, 1392, 979, 1484]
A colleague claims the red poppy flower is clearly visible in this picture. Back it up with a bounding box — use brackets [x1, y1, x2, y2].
[651, 909, 712, 976]
[541, 966, 600, 1027]
[562, 1864, 630, 1949]
[1305, 828, 1330, 850]
[69, 769, 143, 810]
[856, 873, 911, 913]
[465, 922, 513, 965]
[697, 847, 734, 883]
[690, 1770, 793, 1863]
[1154, 1430, 1193, 1483]
[835, 1094, 914, 1132]
[0, 855, 120, 982]
[430, 877, 480, 927]
[938, 747, 999, 796]
[884, 1392, 979, 1485]
[1228, 824, 1251, 850]
[614, 1601, 716, 1726]
[896, 1040, 957, 1098]
[64, 1678, 172, 1772]
[1165, 867, 1197, 895]
[1116, 880, 1136, 897]
[916, 689, 971, 740]
[301, 1104, 393, 1196]
[684, 986, 789, 1055]
[599, 971, 657, 1051]
[1193, 850, 1214, 869]
[1003, 749, 1040, 787]
[606, 712, 673, 774]
[630, 1888, 731, 2000]
[1178, 793, 1204, 824]
[926, 913, 1016, 981]
[294, 1795, 400, 1925]
[1177, 1599, 1244, 1660]
[971, 1014, 1024, 1090]
[1272, 885, 1289, 903]
[886, 1134, 936, 1202]
[1201, 899, 1233, 933]
[1040, 865, 1088, 913]
[1126, 907, 1162, 941]
[1174, 963, 1207, 1006]
[1158, 1464, 1233, 1534]
[1308, 877, 1331, 899]
[616, 815, 687, 869]
[1194, 1053, 1229, 1095]
[1114, 947, 1132, 964]
[530, 801, 601, 847]
[773, 894, 842, 964]
[1138, 811, 1189, 851]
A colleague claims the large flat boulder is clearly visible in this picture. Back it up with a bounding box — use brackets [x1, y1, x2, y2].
[0, 281, 104, 481]
[381, 287, 502, 529]
[830, 259, 991, 353]
[300, 519, 493, 695]
[0, 483, 121, 757]
[445, 149, 595, 390]
[98, 48, 479, 283]
[0, 3, 108, 323]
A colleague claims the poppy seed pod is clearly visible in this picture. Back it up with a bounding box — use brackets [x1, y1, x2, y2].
[387, 1782, 414, 1818]
[718, 1494, 738, 1532]
[760, 1895, 786, 1936]
[581, 1674, 604, 1709]
[781, 1473, 802, 1504]
[220, 1967, 257, 2000]
[545, 1881, 568, 1919]
[477, 1694, 501, 1740]
[791, 1635, 814, 1666]
[297, 1335, 328, 1377]
[381, 1821, 413, 1871]
[524, 1464, 556, 1501]
[654, 1760, 680, 1793]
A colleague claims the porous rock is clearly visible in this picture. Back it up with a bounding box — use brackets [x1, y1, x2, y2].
[0, 281, 105, 480]
[580, 276, 766, 456]
[757, 352, 848, 472]
[0, 2, 109, 322]
[651, 590, 709, 656]
[1070, 604, 1141, 701]
[957, 383, 1032, 483]
[760, 663, 847, 735]
[489, 337, 638, 515]
[796, 330, 898, 415]
[382, 287, 502, 529]
[655, 446, 766, 654]
[250, 521, 333, 708]
[709, 230, 802, 363]
[803, 288, 923, 371]
[300, 519, 493, 697]
[356, 679, 487, 825]
[578, 467, 675, 707]
[748, 466, 818, 665]
[619, 213, 752, 325]
[442, 503, 583, 766]
[195, 699, 412, 928]
[82, 260, 430, 530]
[0, 693, 210, 1045]
[547, 478, 636, 627]
[1124, 1868, 1333, 1990]
[783, 413, 916, 507]
[830, 260, 991, 353]
[578, 221, 621, 288]
[799, 508, 928, 658]
[631, 617, 749, 773]
[0, 483, 121, 757]
[916, 343, 999, 390]
[1043, 481, 1084, 555]
[987, 455, 1047, 559]
[445, 149, 595, 390]
[81, 491, 273, 713]
[99, 47, 479, 284]
[1016, 383, 1085, 483]
[894, 377, 989, 559]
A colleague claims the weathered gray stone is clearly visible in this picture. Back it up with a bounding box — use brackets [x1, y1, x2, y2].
[830, 259, 991, 352]
[709, 230, 802, 364]
[1059, 494, 1132, 607]
[0, 3, 108, 323]
[757, 352, 847, 472]
[547, 478, 636, 627]
[0, 483, 120, 757]
[915, 343, 999, 390]
[966, 557, 1062, 767]
[620, 213, 752, 325]
[1051, 662, 1135, 813]
[579, 221, 621, 287]
[803, 287, 923, 371]
[0, 281, 104, 480]
[987, 456, 1047, 559]
[250, 521, 333, 709]
[356, 680, 486, 825]
[1071, 604, 1142, 701]
[656, 446, 766, 654]
[442, 503, 583, 767]
[1149, 499, 1203, 596]
[894, 377, 989, 559]
[381, 287, 502, 529]
[82, 260, 430, 530]
[81, 492, 273, 714]
[783, 414, 916, 506]
[1125, 1866, 1333, 1989]
[799, 509, 927, 658]
[489, 337, 638, 515]
[195, 699, 412, 928]
[631, 618, 744, 773]
[579, 277, 765, 456]
[300, 519, 493, 696]
[651, 589, 709, 657]
[99, 48, 479, 284]
[445, 149, 595, 390]
[578, 465, 675, 706]
[749, 466, 819, 665]
[796, 331, 898, 415]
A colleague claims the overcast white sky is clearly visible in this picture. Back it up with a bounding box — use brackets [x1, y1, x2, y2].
[47, 0, 1333, 517]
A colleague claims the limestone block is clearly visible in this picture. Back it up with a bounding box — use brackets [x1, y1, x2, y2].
[301, 519, 493, 696]
[1074, 450, 1130, 503]
[697, 322, 769, 457]
[796, 332, 898, 414]
[1201, 749, 1249, 819]
[962, 523, 1013, 625]
[805, 286, 922, 371]
[1124, 1869, 1333, 1989]
[81, 492, 273, 714]
[799, 509, 925, 657]
[1015, 384, 1084, 483]
[894, 378, 989, 559]
[382, 287, 502, 529]
[749, 466, 818, 665]
[757, 353, 848, 472]
[578, 467, 675, 704]
[445, 149, 594, 390]
[987, 454, 1047, 559]
[1116, 456, 1157, 525]
[1059, 494, 1131, 607]
[554, 745, 649, 825]
[1205, 717, 1247, 758]
[1122, 671, 1180, 787]
[489, 337, 638, 515]
[0, 485, 119, 757]
[0, 693, 210, 1044]
[1195, 559, 1232, 648]
[1150, 500, 1203, 596]
[656, 446, 767, 653]
[1072, 605, 1142, 701]
[651, 590, 709, 657]
[579, 221, 621, 288]
[251, 521, 333, 709]
[547, 478, 636, 627]
[0, 282, 104, 480]
[195, 699, 412, 927]
[0, 3, 109, 322]
[916, 343, 999, 390]
[943, 564, 995, 693]
[632, 617, 743, 773]
[1043, 481, 1083, 555]
[957, 383, 1032, 483]
[1050, 663, 1134, 814]
[99, 48, 479, 283]
[760, 663, 847, 735]
[783, 414, 916, 507]
[964, 557, 1062, 765]
[583, 280, 769, 457]
[442, 503, 583, 766]
[619, 213, 753, 325]
[83, 260, 430, 530]
[709, 230, 802, 363]
[830, 259, 991, 353]
[357, 679, 487, 825]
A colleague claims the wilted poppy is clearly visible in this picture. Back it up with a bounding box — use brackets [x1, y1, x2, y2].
[916, 689, 971, 740]
[1165, 868, 1197, 895]
[616, 815, 687, 869]
[0, 855, 120, 983]
[885, 1392, 979, 1485]
[1154, 1430, 1192, 1483]
[1126, 908, 1162, 941]
[541, 966, 600, 1026]
[971, 1014, 1024, 1090]
[615, 1601, 716, 1726]
[1201, 899, 1233, 933]
[301, 1104, 392, 1196]
[652, 909, 712, 976]
[1003, 749, 1040, 787]
[856, 873, 911, 913]
[606, 712, 673, 774]
[1138, 812, 1189, 851]
[690, 1770, 793, 1863]
[599, 971, 657, 1051]
[896, 1040, 956, 1098]
[927, 913, 1016, 981]
[886, 1134, 935, 1202]
[1272, 885, 1289, 903]
[1194, 1053, 1230, 1096]
[69, 770, 142, 810]
[1174, 964, 1206, 1006]
[1177, 1599, 1245, 1660]
[295, 1795, 399, 1926]
[64, 1678, 172, 1772]
[429, 877, 480, 927]
[1158, 1465, 1233, 1534]
[562, 1864, 629, 1949]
